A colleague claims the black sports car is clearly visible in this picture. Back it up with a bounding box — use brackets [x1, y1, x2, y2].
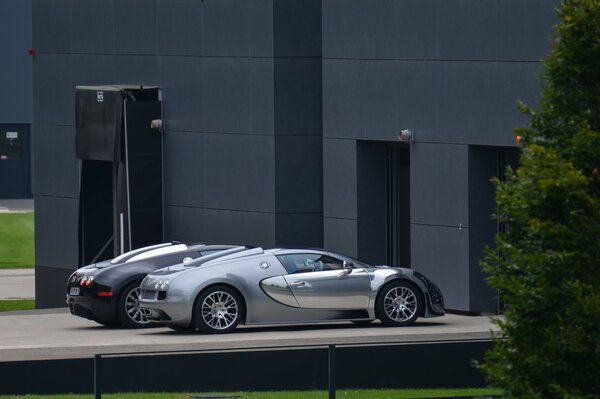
[66, 242, 243, 327]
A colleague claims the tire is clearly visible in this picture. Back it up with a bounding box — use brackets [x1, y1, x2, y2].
[117, 282, 154, 328]
[375, 280, 423, 327]
[194, 285, 244, 334]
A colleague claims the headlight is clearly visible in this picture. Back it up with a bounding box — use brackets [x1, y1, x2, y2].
[154, 280, 169, 290]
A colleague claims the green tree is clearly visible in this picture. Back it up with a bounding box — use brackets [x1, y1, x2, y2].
[481, 1, 600, 398]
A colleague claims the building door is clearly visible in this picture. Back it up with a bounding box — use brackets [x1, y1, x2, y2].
[0, 124, 31, 199]
[386, 145, 411, 268]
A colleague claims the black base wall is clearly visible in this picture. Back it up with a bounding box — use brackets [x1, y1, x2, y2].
[0, 341, 492, 395]
[35, 266, 72, 308]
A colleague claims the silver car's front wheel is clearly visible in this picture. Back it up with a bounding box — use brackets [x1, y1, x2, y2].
[376, 281, 423, 326]
[194, 286, 243, 333]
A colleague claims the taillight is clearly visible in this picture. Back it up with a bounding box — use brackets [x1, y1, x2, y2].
[97, 291, 113, 297]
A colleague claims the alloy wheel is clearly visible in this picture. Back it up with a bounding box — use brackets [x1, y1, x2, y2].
[201, 291, 239, 330]
[124, 286, 150, 325]
[383, 286, 417, 322]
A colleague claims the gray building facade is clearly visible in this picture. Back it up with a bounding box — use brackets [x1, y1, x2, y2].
[32, 0, 556, 312]
[0, 0, 33, 198]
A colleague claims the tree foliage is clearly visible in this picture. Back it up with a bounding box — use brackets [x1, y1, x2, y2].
[481, 1, 600, 398]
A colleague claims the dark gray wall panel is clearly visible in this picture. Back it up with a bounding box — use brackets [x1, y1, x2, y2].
[35, 266, 73, 308]
[323, 138, 356, 219]
[33, 54, 74, 127]
[32, 0, 71, 53]
[72, 55, 115, 87]
[323, 0, 397, 60]
[159, 56, 203, 133]
[275, 135, 322, 213]
[202, 0, 273, 57]
[113, 55, 159, 87]
[72, 1, 114, 54]
[274, 0, 321, 57]
[324, 217, 357, 257]
[323, 60, 399, 142]
[274, 58, 322, 136]
[114, 0, 157, 55]
[202, 58, 274, 135]
[323, 59, 540, 146]
[34, 195, 79, 270]
[323, 0, 556, 61]
[276, 213, 323, 247]
[33, 125, 79, 198]
[165, 205, 275, 247]
[164, 131, 275, 213]
[411, 143, 469, 228]
[157, 0, 203, 56]
[412, 224, 469, 311]
[0, 0, 32, 123]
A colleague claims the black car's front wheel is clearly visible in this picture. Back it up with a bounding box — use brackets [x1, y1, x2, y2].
[194, 286, 244, 334]
[117, 282, 153, 328]
[376, 280, 423, 326]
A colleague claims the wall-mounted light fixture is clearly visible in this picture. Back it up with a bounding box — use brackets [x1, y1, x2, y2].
[398, 129, 414, 142]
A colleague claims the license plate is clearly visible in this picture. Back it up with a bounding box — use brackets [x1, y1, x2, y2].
[69, 287, 80, 296]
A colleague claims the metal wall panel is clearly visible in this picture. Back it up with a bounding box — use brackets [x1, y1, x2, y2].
[33, 54, 74, 127]
[410, 143, 469, 228]
[274, 59, 322, 136]
[323, 0, 556, 61]
[274, 0, 321, 57]
[324, 217, 358, 258]
[202, 58, 274, 135]
[34, 195, 79, 270]
[275, 135, 322, 213]
[276, 213, 323, 248]
[323, 138, 357, 219]
[157, 0, 203, 56]
[0, 0, 32, 123]
[164, 131, 276, 213]
[203, 0, 273, 57]
[323, 59, 540, 146]
[32, 0, 71, 53]
[33, 125, 79, 199]
[164, 205, 276, 247]
[114, 1, 158, 55]
[412, 224, 470, 310]
[72, 1, 114, 54]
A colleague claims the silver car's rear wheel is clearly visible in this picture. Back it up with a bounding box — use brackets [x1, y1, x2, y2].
[194, 286, 243, 334]
[117, 282, 152, 328]
[376, 281, 423, 326]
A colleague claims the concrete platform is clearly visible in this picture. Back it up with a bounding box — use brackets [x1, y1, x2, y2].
[0, 269, 35, 299]
[0, 309, 499, 362]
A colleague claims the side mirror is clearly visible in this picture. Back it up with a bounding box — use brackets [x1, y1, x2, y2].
[338, 261, 353, 277]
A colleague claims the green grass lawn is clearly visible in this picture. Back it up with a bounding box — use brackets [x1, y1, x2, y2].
[0, 212, 34, 268]
[0, 299, 35, 312]
[0, 388, 502, 399]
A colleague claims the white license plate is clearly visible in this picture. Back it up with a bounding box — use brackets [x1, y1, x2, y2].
[69, 287, 80, 296]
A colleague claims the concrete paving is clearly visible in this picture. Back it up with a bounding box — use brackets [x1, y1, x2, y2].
[0, 310, 500, 362]
[0, 269, 35, 299]
[0, 199, 34, 213]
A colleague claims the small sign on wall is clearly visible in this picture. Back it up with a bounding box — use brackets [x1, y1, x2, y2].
[0, 131, 23, 160]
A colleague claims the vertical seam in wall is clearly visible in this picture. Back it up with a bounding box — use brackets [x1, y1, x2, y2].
[272, 0, 277, 244]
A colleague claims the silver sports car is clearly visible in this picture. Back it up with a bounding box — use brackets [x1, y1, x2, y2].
[139, 247, 445, 333]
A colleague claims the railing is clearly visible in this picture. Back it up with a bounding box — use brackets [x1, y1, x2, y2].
[93, 338, 492, 399]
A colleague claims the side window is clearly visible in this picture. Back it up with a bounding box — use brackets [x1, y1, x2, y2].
[277, 254, 345, 274]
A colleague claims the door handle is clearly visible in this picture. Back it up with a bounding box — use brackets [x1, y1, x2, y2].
[289, 281, 306, 287]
